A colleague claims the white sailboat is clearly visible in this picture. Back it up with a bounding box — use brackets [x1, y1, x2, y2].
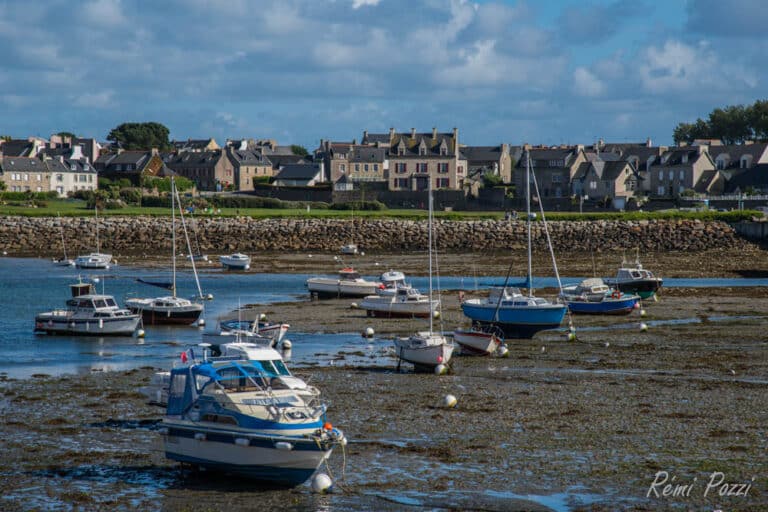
[126, 179, 205, 325]
[75, 206, 112, 269]
[393, 182, 453, 370]
[52, 213, 75, 267]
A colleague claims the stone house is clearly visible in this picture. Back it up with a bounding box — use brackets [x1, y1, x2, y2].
[461, 144, 513, 184]
[95, 150, 167, 185]
[647, 146, 720, 198]
[226, 143, 273, 191]
[44, 158, 98, 196]
[387, 127, 467, 191]
[0, 155, 52, 193]
[706, 142, 768, 178]
[572, 157, 641, 208]
[164, 150, 235, 191]
[515, 146, 587, 199]
[172, 138, 220, 152]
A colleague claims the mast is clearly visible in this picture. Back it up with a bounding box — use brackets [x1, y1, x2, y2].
[171, 178, 177, 298]
[175, 182, 205, 302]
[428, 178, 434, 335]
[95, 206, 100, 254]
[58, 213, 67, 259]
[526, 150, 533, 298]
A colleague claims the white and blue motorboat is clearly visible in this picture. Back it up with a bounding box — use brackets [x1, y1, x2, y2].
[160, 344, 344, 486]
[560, 278, 640, 315]
[461, 150, 567, 338]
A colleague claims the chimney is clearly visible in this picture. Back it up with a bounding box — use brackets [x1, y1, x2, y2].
[646, 137, 652, 147]
[432, 127, 437, 139]
[410, 127, 416, 138]
[363, 130, 368, 141]
[389, 127, 395, 139]
[453, 127, 458, 145]
[151, 147, 159, 156]
[70, 144, 84, 160]
[352, 138, 357, 145]
[58, 155, 64, 163]
[501, 143, 509, 154]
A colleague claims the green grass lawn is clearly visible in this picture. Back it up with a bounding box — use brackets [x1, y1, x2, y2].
[0, 198, 758, 222]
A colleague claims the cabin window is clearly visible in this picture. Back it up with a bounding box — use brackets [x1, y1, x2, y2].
[202, 414, 238, 425]
[93, 299, 107, 308]
[105, 298, 117, 307]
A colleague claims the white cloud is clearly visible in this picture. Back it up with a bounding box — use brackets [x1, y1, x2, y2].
[352, 0, 381, 8]
[83, 0, 126, 27]
[73, 90, 115, 108]
[573, 67, 605, 97]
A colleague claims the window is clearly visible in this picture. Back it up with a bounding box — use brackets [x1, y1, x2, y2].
[70, 164, 76, 171]
[668, 170, 673, 180]
[679, 170, 684, 180]
[36, 174, 41, 181]
[416, 163, 428, 173]
[419, 146, 426, 156]
[457, 166, 464, 174]
[79, 175, 88, 182]
[716, 159, 725, 170]
[36, 186, 42, 192]
[658, 170, 663, 180]
[395, 163, 407, 174]
[657, 186, 665, 195]
[549, 160, 562, 167]
[23, 173, 28, 180]
[355, 164, 360, 172]
[339, 164, 346, 172]
[438, 163, 448, 174]
[589, 181, 597, 190]
[552, 175, 562, 183]
[395, 178, 409, 188]
[56, 186, 63, 194]
[436, 178, 449, 188]
[373, 164, 378, 171]
[56, 174, 63, 182]
[364, 164, 369, 172]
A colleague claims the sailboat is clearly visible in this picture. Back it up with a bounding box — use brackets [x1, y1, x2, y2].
[461, 149, 567, 338]
[186, 211, 209, 262]
[52, 213, 75, 267]
[75, 206, 112, 269]
[126, 179, 204, 325]
[392, 181, 453, 371]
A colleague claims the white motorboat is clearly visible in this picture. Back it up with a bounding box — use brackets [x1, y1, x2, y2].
[376, 270, 408, 296]
[75, 207, 112, 269]
[340, 243, 359, 255]
[306, 267, 380, 298]
[360, 286, 438, 318]
[393, 183, 453, 371]
[220, 253, 251, 270]
[34, 280, 140, 336]
[126, 179, 204, 326]
[160, 344, 344, 486]
[218, 319, 290, 345]
[453, 327, 504, 356]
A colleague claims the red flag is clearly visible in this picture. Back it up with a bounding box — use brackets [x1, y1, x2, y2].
[181, 351, 188, 363]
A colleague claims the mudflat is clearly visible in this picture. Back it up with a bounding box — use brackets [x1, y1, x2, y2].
[1, 248, 766, 510]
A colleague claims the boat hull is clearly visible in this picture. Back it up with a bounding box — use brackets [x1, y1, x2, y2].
[162, 424, 334, 487]
[360, 297, 438, 318]
[130, 306, 203, 325]
[606, 278, 662, 299]
[461, 303, 567, 339]
[453, 330, 502, 356]
[220, 320, 290, 343]
[307, 281, 379, 298]
[565, 295, 639, 315]
[393, 338, 453, 370]
[34, 314, 140, 336]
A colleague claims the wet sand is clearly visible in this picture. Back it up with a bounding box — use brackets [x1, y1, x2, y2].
[1, 249, 767, 510]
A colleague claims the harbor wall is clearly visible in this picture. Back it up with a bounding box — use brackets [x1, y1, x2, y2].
[0, 216, 758, 256]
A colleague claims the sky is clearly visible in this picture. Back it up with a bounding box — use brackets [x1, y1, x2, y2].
[0, 0, 766, 150]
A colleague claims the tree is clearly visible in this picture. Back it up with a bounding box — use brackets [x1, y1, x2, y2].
[290, 144, 309, 157]
[106, 122, 171, 150]
[749, 99, 768, 140]
[673, 118, 710, 145]
[708, 105, 751, 144]
[56, 131, 77, 139]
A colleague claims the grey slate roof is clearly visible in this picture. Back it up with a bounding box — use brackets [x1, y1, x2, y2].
[706, 142, 768, 168]
[228, 149, 271, 166]
[274, 163, 322, 180]
[362, 133, 390, 145]
[165, 151, 222, 169]
[0, 140, 34, 157]
[461, 146, 505, 162]
[267, 154, 307, 169]
[1, 156, 45, 172]
[349, 147, 386, 163]
[725, 163, 768, 192]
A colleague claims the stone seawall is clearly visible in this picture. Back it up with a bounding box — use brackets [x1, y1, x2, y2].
[0, 216, 755, 256]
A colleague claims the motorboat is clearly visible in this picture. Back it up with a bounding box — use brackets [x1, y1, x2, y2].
[393, 182, 453, 371]
[75, 207, 112, 269]
[34, 280, 140, 336]
[306, 267, 379, 298]
[360, 286, 438, 318]
[377, 270, 408, 296]
[340, 243, 359, 255]
[220, 253, 251, 270]
[219, 319, 290, 345]
[126, 179, 204, 326]
[160, 343, 344, 486]
[453, 327, 504, 356]
[560, 278, 639, 315]
[605, 258, 663, 299]
[461, 151, 567, 338]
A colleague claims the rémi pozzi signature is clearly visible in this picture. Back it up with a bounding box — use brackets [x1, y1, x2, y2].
[647, 471, 755, 499]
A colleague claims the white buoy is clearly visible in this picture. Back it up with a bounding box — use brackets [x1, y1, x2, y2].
[308, 254, 312, 258]
[639, 322, 648, 332]
[435, 364, 448, 375]
[206, 293, 214, 300]
[640, 309, 647, 317]
[497, 345, 509, 358]
[260, 313, 267, 321]
[350, 302, 358, 309]
[362, 327, 374, 338]
[198, 318, 206, 327]
[360, 251, 365, 256]
[442, 394, 458, 408]
[282, 339, 292, 349]
[374, 262, 380, 266]
[541, 346, 546, 353]
[605, 341, 610, 348]
[137, 329, 145, 338]
[567, 331, 576, 342]
[311, 473, 333, 494]
[433, 310, 440, 319]
[2, 251, 6, 255]
[93, 277, 100, 283]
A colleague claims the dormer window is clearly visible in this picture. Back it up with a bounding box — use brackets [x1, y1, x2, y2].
[70, 164, 76, 171]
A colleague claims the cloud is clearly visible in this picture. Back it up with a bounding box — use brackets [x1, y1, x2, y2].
[352, 0, 381, 8]
[686, 0, 768, 37]
[573, 67, 605, 97]
[557, 0, 649, 45]
[73, 90, 115, 109]
[83, 0, 126, 27]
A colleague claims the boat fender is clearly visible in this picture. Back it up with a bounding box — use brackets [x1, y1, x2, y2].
[194, 432, 206, 441]
[275, 441, 293, 451]
[234, 438, 250, 446]
[99, 319, 103, 329]
[611, 290, 620, 299]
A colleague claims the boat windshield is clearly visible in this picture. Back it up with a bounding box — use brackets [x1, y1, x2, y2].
[105, 298, 117, 307]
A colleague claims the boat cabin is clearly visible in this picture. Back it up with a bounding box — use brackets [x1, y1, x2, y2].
[338, 268, 362, 280]
[617, 268, 656, 281]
